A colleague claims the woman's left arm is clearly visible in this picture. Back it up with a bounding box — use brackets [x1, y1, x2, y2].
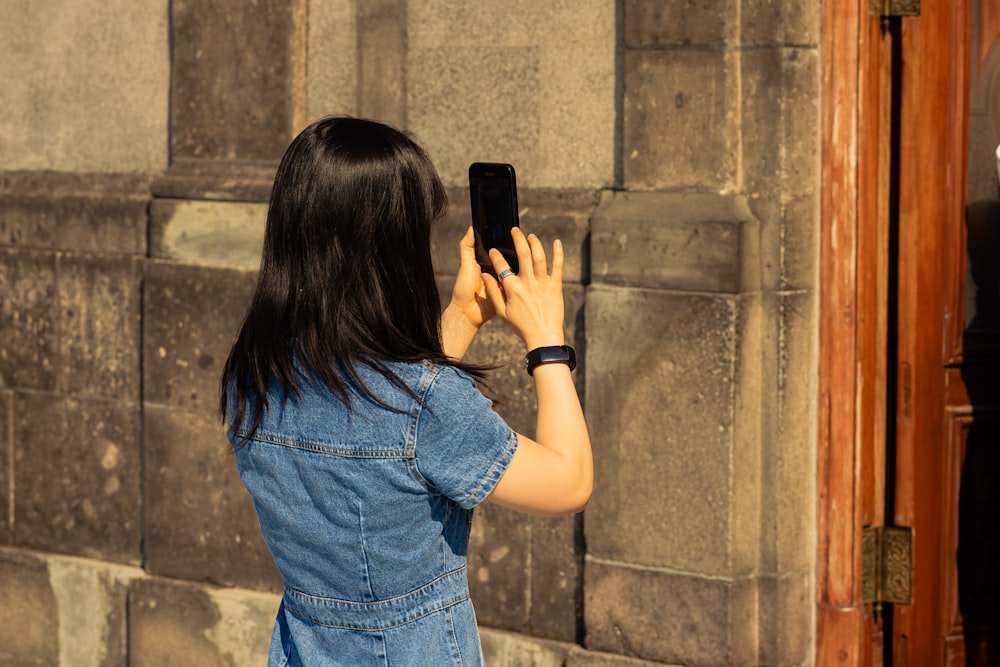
[441, 227, 495, 360]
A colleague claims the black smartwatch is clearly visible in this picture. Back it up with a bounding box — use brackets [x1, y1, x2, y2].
[525, 345, 577, 376]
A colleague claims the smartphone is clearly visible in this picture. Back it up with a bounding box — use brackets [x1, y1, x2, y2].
[469, 162, 519, 277]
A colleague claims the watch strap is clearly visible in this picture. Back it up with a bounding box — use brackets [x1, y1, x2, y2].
[525, 345, 577, 376]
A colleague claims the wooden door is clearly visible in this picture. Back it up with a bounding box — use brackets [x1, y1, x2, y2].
[818, 1, 1000, 665]
[892, 0, 1000, 664]
[891, 0, 969, 661]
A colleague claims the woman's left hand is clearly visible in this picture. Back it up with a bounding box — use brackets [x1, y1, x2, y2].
[441, 227, 495, 358]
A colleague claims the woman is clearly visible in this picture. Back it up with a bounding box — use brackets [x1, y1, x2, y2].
[220, 116, 592, 666]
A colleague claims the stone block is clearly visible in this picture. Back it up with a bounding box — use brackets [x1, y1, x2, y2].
[0, 546, 141, 667]
[142, 261, 256, 412]
[757, 574, 812, 666]
[469, 502, 532, 631]
[143, 405, 281, 592]
[624, 49, 738, 190]
[0, 172, 149, 254]
[0, 391, 9, 542]
[778, 194, 819, 292]
[0, 549, 59, 666]
[407, 1, 616, 189]
[584, 285, 737, 574]
[529, 514, 580, 641]
[772, 291, 816, 574]
[57, 254, 140, 400]
[569, 648, 671, 667]
[150, 160, 276, 203]
[584, 559, 755, 666]
[730, 292, 764, 577]
[0, 249, 58, 390]
[741, 0, 820, 46]
[741, 48, 821, 203]
[625, 0, 737, 47]
[306, 0, 357, 120]
[129, 576, 278, 667]
[149, 199, 266, 269]
[0, 1, 169, 172]
[409, 45, 542, 188]
[357, 0, 408, 127]
[170, 0, 305, 162]
[480, 627, 571, 667]
[13, 393, 140, 563]
[590, 191, 758, 292]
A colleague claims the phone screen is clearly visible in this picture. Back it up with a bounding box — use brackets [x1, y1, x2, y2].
[469, 162, 519, 276]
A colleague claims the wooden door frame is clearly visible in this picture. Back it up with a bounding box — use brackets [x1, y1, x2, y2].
[816, 0, 971, 663]
[817, 2, 878, 659]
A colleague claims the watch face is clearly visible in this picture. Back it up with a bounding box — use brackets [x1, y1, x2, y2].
[525, 345, 576, 375]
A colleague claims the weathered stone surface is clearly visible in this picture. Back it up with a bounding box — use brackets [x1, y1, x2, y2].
[410, 46, 542, 188]
[357, 0, 408, 127]
[770, 291, 816, 574]
[0, 1, 169, 173]
[170, 0, 305, 162]
[13, 393, 140, 563]
[0, 172, 149, 253]
[150, 159, 276, 203]
[0, 549, 59, 666]
[741, 0, 820, 46]
[569, 648, 677, 667]
[407, 2, 616, 189]
[741, 48, 820, 202]
[584, 559, 755, 666]
[741, 46, 819, 295]
[625, 0, 737, 47]
[530, 514, 580, 641]
[57, 254, 140, 400]
[584, 285, 737, 574]
[46, 551, 140, 667]
[143, 261, 256, 411]
[143, 405, 281, 592]
[590, 191, 758, 292]
[149, 199, 266, 269]
[757, 574, 811, 667]
[0, 391, 9, 542]
[778, 194, 819, 292]
[0, 249, 58, 390]
[624, 49, 738, 190]
[129, 575, 278, 667]
[480, 627, 571, 666]
[469, 502, 532, 631]
[306, 0, 357, 120]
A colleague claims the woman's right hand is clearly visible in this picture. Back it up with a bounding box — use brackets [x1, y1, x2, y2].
[482, 227, 592, 516]
[482, 227, 566, 351]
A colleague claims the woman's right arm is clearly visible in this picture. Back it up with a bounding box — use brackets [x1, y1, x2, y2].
[482, 228, 593, 516]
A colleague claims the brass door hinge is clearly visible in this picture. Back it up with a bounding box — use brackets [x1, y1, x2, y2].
[862, 526, 913, 605]
[869, 0, 920, 16]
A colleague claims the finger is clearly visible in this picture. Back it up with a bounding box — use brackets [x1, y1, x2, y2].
[549, 239, 565, 285]
[458, 227, 477, 266]
[489, 247, 514, 278]
[511, 227, 533, 278]
[528, 233, 548, 278]
[482, 273, 507, 316]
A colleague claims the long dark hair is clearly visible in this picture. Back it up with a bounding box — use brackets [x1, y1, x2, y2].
[220, 116, 480, 440]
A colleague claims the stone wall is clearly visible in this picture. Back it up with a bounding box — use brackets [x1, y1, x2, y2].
[0, 1, 820, 665]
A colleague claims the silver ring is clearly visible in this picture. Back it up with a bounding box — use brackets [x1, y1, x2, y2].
[497, 268, 514, 281]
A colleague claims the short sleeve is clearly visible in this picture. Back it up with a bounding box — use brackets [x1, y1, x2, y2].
[414, 366, 517, 509]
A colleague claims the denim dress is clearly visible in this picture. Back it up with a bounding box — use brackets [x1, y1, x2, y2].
[230, 361, 517, 666]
